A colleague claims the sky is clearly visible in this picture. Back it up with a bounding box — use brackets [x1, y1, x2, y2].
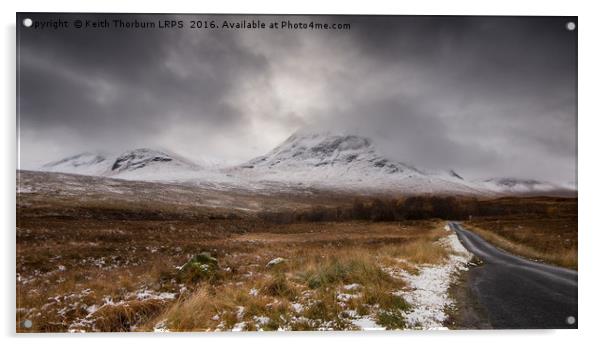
[17, 14, 577, 184]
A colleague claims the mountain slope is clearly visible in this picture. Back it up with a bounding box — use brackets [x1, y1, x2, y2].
[41, 152, 112, 176]
[231, 131, 489, 195]
[36, 132, 575, 196]
[40, 148, 206, 182]
[480, 177, 575, 196]
[105, 148, 202, 181]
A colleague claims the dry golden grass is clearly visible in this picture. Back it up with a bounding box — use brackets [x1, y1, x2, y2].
[378, 232, 448, 265]
[152, 287, 219, 331]
[17, 212, 450, 332]
[464, 218, 577, 269]
[145, 245, 419, 331]
[91, 299, 167, 332]
[17, 171, 578, 332]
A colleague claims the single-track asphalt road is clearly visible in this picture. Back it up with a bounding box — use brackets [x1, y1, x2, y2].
[449, 222, 578, 329]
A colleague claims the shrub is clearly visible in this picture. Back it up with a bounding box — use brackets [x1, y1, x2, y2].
[376, 309, 407, 330]
[177, 252, 219, 284]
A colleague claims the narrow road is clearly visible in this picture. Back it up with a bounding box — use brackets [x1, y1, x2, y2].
[449, 222, 578, 329]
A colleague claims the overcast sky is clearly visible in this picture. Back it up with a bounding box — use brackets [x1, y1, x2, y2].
[17, 14, 577, 183]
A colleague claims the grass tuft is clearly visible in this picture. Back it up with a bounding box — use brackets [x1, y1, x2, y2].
[301, 254, 392, 289]
[92, 299, 166, 332]
[261, 273, 298, 299]
[376, 309, 407, 330]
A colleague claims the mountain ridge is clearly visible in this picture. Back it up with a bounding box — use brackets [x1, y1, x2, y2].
[35, 131, 574, 196]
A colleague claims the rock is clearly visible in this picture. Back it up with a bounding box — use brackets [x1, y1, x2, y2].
[266, 257, 286, 268]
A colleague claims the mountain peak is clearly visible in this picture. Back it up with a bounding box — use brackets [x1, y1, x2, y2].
[35, 130, 573, 196]
[110, 148, 199, 174]
[42, 152, 110, 175]
[284, 130, 374, 154]
[244, 130, 386, 169]
[43, 152, 107, 167]
[237, 130, 437, 187]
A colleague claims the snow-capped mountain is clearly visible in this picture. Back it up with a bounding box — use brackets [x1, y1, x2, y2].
[230, 131, 489, 195]
[241, 131, 420, 173]
[41, 148, 205, 182]
[42, 152, 112, 176]
[480, 177, 573, 195]
[105, 148, 202, 181]
[35, 131, 576, 196]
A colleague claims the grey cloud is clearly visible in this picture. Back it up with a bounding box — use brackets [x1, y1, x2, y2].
[18, 14, 274, 160]
[17, 14, 577, 184]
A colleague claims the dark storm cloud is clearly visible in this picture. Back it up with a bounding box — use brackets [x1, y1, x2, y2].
[17, 14, 577, 184]
[312, 16, 577, 182]
[19, 14, 269, 136]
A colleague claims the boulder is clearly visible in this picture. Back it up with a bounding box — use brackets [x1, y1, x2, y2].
[266, 257, 286, 268]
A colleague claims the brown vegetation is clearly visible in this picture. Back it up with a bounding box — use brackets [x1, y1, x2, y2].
[260, 195, 577, 223]
[462, 197, 577, 269]
[17, 194, 450, 332]
[464, 217, 577, 268]
[16, 171, 577, 331]
[260, 196, 578, 269]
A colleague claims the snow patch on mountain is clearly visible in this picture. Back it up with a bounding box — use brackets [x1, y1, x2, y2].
[231, 131, 489, 195]
[36, 131, 575, 196]
[103, 148, 210, 182]
[42, 152, 112, 176]
[480, 177, 567, 194]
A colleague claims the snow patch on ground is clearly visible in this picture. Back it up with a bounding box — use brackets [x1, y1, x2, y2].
[153, 319, 170, 333]
[352, 316, 386, 331]
[385, 227, 472, 329]
[231, 322, 246, 332]
[342, 283, 362, 291]
[291, 302, 304, 313]
[133, 289, 176, 301]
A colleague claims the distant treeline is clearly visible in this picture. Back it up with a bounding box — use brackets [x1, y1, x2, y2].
[258, 196, 577, 223]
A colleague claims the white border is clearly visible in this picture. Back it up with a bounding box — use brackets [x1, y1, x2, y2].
[3, 1, 601, 345]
